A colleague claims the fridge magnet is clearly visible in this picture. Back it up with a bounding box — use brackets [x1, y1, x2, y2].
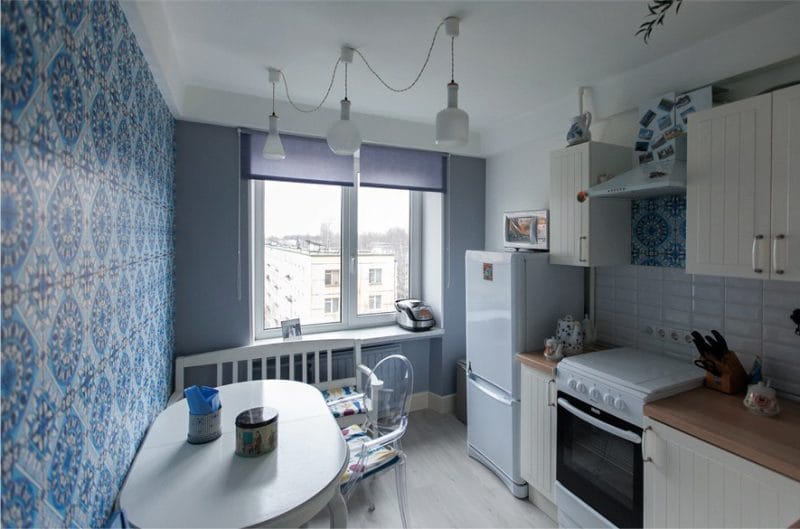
[483, 263, 493, 281]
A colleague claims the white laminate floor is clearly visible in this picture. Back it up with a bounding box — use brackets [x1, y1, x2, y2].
[308, 409, 557, 528]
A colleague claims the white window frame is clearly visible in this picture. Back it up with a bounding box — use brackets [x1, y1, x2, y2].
[251, 177, 422, 340]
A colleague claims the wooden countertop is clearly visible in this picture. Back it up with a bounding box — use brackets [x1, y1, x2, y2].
[517, 343, 611, 376]
[645, 387, 800, 482]
[517, 351, 560, 376]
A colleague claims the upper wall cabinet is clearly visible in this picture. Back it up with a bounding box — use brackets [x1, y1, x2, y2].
[687, 84, 800, 281]
[550, 142, 632, 267]
[771, 84, 800, 281]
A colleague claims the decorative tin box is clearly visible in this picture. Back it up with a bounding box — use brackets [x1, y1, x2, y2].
[235, 407, 278, 457]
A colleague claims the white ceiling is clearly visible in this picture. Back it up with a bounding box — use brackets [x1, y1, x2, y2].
[126, 0, 792, 151]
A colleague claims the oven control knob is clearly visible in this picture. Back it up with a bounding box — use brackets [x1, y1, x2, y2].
[576, 381, 587, 394]
[568, 378, 578, 390]
[589, 387, 601, 400]
[603, 393, 615, 406]
[613, 397, 626, 411]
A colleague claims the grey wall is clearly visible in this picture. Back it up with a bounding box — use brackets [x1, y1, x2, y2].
[175, 121, 250, 354]
[429, 155, 487, 395]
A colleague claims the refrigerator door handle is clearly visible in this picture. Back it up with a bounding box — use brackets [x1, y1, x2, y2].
[468, 372, 514, 406]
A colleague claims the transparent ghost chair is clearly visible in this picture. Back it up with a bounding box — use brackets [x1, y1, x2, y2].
[339, 354, 414, 528]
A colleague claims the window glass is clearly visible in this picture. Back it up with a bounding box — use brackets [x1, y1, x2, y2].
[263, 181, 341, 328]
[357, 187, 410, 315]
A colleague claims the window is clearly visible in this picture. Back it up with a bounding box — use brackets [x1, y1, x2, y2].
[248, 133, 442, 339]
[368, 268, 382, 285]
[324, 269, 340, 287]
[368, 295, 382, 311]
[324, 297, 339, 314]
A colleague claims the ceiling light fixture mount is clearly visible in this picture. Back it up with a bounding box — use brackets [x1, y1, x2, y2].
[264, 16, 468, 159]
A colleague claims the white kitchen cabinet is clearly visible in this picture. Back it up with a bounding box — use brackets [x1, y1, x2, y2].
[643, 417, 800, 529]
[549, 142, 632, 267]
[687, 84, 800, 280]
[520, 365, 557, 505]
[770, 83, 800, 281]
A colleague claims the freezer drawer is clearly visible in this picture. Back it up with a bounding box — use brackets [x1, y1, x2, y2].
[466, 375, 526, 497]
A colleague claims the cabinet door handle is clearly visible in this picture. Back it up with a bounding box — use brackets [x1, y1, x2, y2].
[773, 234, 785, 275]
[579, 236, 588, 263]
[547, 379, 555, 407]
[642, 426, 652, 462]
[752, 235, 764, 274]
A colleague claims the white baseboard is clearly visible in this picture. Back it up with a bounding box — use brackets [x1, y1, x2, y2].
[409, 391, 429, 412]
[427, 392, 456, 415]
[528, 488, 557, 523]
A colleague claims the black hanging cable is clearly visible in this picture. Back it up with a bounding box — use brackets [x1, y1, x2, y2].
[450, 36, 455, 83]
[344, 62, 349, 101]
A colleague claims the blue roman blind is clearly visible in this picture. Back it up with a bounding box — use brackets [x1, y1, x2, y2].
[360, 144, 447, 193]
[242, 132, 354, 186]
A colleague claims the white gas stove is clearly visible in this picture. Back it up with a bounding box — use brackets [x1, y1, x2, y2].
[554, 347, 703, 529]
[556, 346, 703, 426]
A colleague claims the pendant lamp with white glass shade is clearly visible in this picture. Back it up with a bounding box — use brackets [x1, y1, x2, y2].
[327, 48, 361, 155]
[262, 68, 286, 160]
[435, 17, 469, 147]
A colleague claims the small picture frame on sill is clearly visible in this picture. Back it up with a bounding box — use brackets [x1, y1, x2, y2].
[280, 318, 302, 341]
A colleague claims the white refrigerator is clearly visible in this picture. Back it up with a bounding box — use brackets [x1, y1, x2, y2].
[465, 251, 583, 498]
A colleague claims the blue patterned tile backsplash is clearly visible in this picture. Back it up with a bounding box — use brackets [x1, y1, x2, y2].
[1, 1, 175, 526]
[631, 195, 686, 268]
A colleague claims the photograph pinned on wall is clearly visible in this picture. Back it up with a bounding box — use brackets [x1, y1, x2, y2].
[638, 151, 654, 164]
[663, 126, 683, 141]
[281, 318, 302, 340]
[675, 86, 712, 129]
[657, 114, 672, 131]
[657, 97, 675, 112]
[657, 145, 675, 160]
[651, 135, 667, 150]
[638, 127, 653, 140]
[639, 109, 657, 128]
[635, 141, 650, 152]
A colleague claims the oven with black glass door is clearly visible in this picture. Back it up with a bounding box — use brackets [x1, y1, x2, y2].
[555, 391, 643, 529]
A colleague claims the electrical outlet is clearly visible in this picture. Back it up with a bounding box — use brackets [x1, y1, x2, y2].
[656, 327, 667, 340]
[664, 328, 693, 344]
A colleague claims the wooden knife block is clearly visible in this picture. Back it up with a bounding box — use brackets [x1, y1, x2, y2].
[704, 350, 749, 394]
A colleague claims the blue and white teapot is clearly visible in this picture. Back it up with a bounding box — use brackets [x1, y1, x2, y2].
[566, 111, 592, 146]
[556, 314, 583, 356]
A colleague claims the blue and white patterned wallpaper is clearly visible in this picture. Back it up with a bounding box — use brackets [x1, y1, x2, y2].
[1, 1, 175, 526]
[631, 195, 686, 268]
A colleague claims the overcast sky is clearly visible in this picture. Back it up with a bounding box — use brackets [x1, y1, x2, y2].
[263, 181, 409, 237]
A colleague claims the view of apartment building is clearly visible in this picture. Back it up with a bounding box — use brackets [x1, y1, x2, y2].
[264, 242, 396, 328]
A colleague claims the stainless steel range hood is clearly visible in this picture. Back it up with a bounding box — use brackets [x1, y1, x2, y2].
[588, 136, 687, 199]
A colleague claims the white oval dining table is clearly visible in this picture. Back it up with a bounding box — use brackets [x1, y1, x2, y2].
[119, 380, 349, 528]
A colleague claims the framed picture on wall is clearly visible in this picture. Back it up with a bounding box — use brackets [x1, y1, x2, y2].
[503, 210, 549, 251]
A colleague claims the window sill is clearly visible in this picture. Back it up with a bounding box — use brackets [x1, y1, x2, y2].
[251, 325, 444, 348]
